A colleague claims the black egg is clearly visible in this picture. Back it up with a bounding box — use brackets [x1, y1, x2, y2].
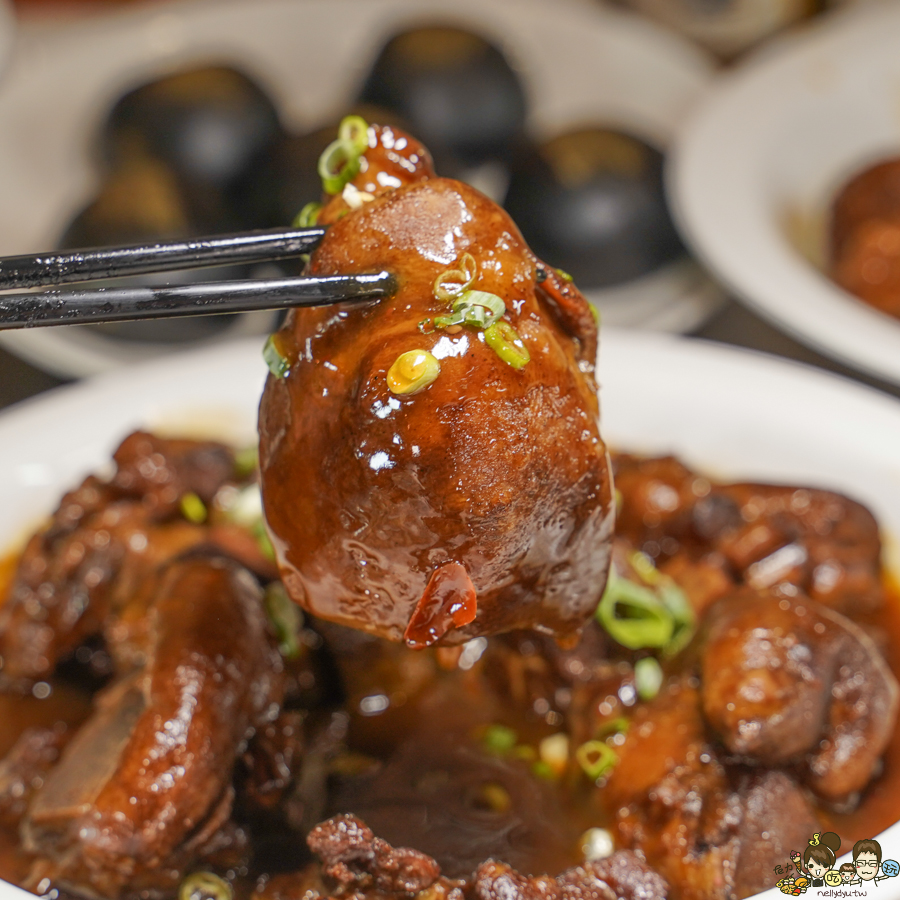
[103, 66, 282, 199]
[57, 158, 249, 343]
[358, 27, 527, 168]
[503, 128, 684, 288]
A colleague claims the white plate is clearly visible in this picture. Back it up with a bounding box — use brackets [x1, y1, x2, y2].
[670, 0, 900, 386]
[1, 329, 900, 900]
[0, 0, 718, 378]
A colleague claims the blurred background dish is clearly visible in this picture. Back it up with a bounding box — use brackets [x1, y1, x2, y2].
[671, 0, 900, 387]
[0, 0, 719, 378]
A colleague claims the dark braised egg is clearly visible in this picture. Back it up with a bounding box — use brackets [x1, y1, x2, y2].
[258, 118, 614, 647]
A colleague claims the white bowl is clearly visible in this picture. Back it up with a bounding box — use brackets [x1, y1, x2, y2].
[1, 329, 899, 900]
[670, 0, 900, 386]
[0, 0, 718, 378]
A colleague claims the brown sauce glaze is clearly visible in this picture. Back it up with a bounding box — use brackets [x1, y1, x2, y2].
[259, 122, 614, 648]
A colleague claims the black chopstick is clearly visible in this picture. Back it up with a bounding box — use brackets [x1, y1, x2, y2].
[0, 226, 327, 290]
[0, 271, 395, 329]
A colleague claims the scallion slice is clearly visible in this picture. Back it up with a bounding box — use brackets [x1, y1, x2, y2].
[634, 657, 664, 700]
[318, 139, 362, 195]
[484, 321, 530, 369]
[293, 201, 322, 228]
[387, 349, 440, 395]
[178, 872, 232, 900]
[595, 571, 674, 650]
[179, 491, 207, 524]
[264, 582, 303, 660]
[433, 252, 477, 302]
[339, 114, 371, 156]
[575, 740, 618, 781]
[263, 334, 290, 379]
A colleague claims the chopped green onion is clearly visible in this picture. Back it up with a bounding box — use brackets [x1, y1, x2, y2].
[555, 268, 574, 283]
[434, 253, 477, 302]
[476, 782, 512, 813]
[634, 657, 664, 701]
[252, 520, 276, 562]
[387, 349, 440, 395]
[589, 303, 601, 327]
[178, 872, 232, 900]
[597, 717, 630, 738]
[483, 724, 518, 755]
[179, 492, 207, 524]
[264, 582, 303, 660]
[234, 445, 259, 479]
[484, 321, 530, 369]
[539, 733, 569, 776]
[418, 318, 435, 334]
[318, 138, 362, 195]
[596, 571, 674, 650]
[263, 334, 290, 378]
[339, 114, 371, 156]
[435, 290, 505, 330]
[580, 828, 615, 861]
[511, 744, 537, 761]
[531, 760, 556, 781]
[293, 201, 322, 228]
[575, 740, 618, 781]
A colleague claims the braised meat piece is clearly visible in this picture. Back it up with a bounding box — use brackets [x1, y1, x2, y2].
[259, 122, 614, 647]
[701, 588, 899, 804]
[265, 814, 667, 900]
[473, 854, 667, 900]
[0, 432, 245, 683]
[612, 455, 883, 614]
[830, 158, 900, 319]
[605, 679, 819, 900]
[21, 557, 284, 899]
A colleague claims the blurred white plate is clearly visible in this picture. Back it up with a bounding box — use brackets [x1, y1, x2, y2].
[0, 0, 719, 378]
[0, 329, 899, 900]
[671, 0, 900, 386]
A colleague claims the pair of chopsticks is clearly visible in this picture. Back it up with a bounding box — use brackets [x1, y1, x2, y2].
[0, 226, 396, 329]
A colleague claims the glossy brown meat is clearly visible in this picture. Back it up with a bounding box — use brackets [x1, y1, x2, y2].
[830, 158, 900, 318]
[259, 124, 614, 646]
[701, 588, 899, 804]
[604, 679, 820, 900]
[280, 814, 667, 900]
[22, 557, 284, 899]
[0, 432, 243, 683]
[612, 455, 883, 615]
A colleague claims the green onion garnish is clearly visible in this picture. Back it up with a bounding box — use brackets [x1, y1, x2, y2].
[597, 717, 630, 738]
[575, 740, 618, 781]
[634, 657, 664, 700]
[595, 555, 694, 655]
[435, 290, 506, 330]
[596, 572, 674, 650]
[317, 115, 371, 195]
[234, 445, 259, 479]
[589, 303, 601, 327]
[264, 582, 303, 660]
[387, 349, 440, 395]
[338, 114, 371, 156]
[555, 268, 574, 283]
[263, 334, 290, 379]
[483, 724, 518, 755]
[318, 139, 361, 195]
[484, 321, 530, 369]
[179, 491, 207, 524]
[293, 201, 322, 228]
[178, 872, 232, 900]
[531, 760, 556, 781]
[434, 253, 477, 303]
[252, 520, 276, 562]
